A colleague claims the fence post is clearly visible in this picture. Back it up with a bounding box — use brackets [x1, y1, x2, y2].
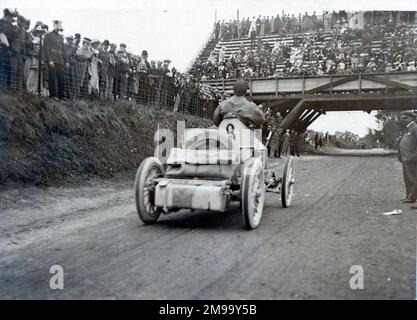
[38, 35, 43, 96]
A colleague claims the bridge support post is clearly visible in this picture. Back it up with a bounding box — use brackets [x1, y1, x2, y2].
[278, 99, 305, 131]
[298, 110, 319, 131]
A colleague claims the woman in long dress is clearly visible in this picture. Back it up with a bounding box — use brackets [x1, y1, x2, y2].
[26, 25, 44, 94]
[88, 41, 102, 95]
[76, 39, 93, 96]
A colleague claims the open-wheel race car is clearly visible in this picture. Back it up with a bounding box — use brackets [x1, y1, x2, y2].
[134, 118, 295, 229]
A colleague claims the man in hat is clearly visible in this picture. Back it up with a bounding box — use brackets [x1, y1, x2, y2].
[0, 8, 19, 88]
[147, 60, 158, 106]
[213, 79, 265, 127]
[152, 60, 163, 106]
[164, 59, 177, 108]
[43, 20, 68, 100]
[138, 50, 150, 104]
[106, 43, 117, 100]
[398, 111, 417, 208]
[115, 43, 129, 99]
[161, 59, 173, 108]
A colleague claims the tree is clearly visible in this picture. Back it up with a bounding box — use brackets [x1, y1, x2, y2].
[373, 111, 404, 149]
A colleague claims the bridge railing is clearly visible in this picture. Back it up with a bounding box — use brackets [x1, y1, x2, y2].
[201, 71, 417, 96]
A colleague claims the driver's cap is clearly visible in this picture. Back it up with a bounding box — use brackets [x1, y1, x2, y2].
[233, 79, 249, 96]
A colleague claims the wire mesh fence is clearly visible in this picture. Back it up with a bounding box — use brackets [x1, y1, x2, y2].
[0, 36, 222, 120]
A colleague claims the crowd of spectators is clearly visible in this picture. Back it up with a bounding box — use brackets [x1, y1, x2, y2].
[214, 11, 416, 40]
[190, 11, 417, 80]
[0, 8, 223, 118]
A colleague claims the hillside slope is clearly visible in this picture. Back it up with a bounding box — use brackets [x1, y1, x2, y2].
[0, 93, 210, 186]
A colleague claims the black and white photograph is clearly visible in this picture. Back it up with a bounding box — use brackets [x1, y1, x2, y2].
[0, 0, 416, 305]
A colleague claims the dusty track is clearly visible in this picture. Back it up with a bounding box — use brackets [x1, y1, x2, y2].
[0, 152, 415, 299]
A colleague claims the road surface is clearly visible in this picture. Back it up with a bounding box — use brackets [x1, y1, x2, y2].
[0, 152, 415, 299]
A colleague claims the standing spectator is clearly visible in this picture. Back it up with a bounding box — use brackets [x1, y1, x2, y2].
[167, 65, 177, 109]
[64, 35, 78, 99]
[218, 46, 226, 62]
[155, 60, 164, 106]
[161, 59, 172, 108]
[237, 19, 244, 38]
[319, 133, 324, 148]
[75, 37, 93, 96]
[137, 49, 150, 104]
[22, 17, 33, 86]
[314, 132, 320, 149]
[10, 15, 27, 90]
[0, 8, 18, 89]
[88, 39, 101, 96]
[280, 129, 291, 156]
[256, 15, 262, 34]
[115, 43, 129, 99]
[98, 39, 110, 99]
[214, 20, 220, 39]
[265, 16, 271, 35]
[244, 17, 251, 37]
[398, 111, 417, 207]
[106, 43, 117, 100]
[74, 33, 81, 51]
[148, 60, 158, 105]
[290, 130, 300, 157]
[260, 17, 266, 36]
[126, 53, 139, 100]
[43, 20, 68, 100]
[248, 19, 257, 47]
[40, 23, 49, 94]
[26, 21, 45, 94]
[274, 14, 282, 34]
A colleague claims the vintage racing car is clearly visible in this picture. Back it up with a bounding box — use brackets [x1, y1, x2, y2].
[134, 118, 295, 229]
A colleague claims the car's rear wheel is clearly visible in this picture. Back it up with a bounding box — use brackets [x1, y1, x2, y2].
[134, 157, 163, 224]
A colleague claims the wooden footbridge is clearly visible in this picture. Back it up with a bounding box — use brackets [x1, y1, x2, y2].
[202, 71, 417, 131]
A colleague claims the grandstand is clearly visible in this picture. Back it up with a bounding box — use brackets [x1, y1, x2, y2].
[189, 13, 417, 131]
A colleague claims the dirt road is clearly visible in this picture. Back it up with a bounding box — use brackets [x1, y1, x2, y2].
[0, 152, 415, 299]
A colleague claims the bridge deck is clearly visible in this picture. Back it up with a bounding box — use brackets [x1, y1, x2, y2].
[202, 72, 417, 130]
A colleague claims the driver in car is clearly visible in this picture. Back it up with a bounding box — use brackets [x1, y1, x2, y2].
[213, 79, 266, 128]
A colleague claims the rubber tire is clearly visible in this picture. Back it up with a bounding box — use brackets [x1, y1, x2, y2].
[134, 157, 163, 224]
[281, 156, 295, 208]
[241, 158, 265, 230]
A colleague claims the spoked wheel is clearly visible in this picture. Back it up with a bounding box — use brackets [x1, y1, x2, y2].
[241, 158, 265, 230]
[281, 156, 295, 208]
[134, 157, 163, 224]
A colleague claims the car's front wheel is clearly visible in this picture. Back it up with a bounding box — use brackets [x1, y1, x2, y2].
[241, 158, 265, 230]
